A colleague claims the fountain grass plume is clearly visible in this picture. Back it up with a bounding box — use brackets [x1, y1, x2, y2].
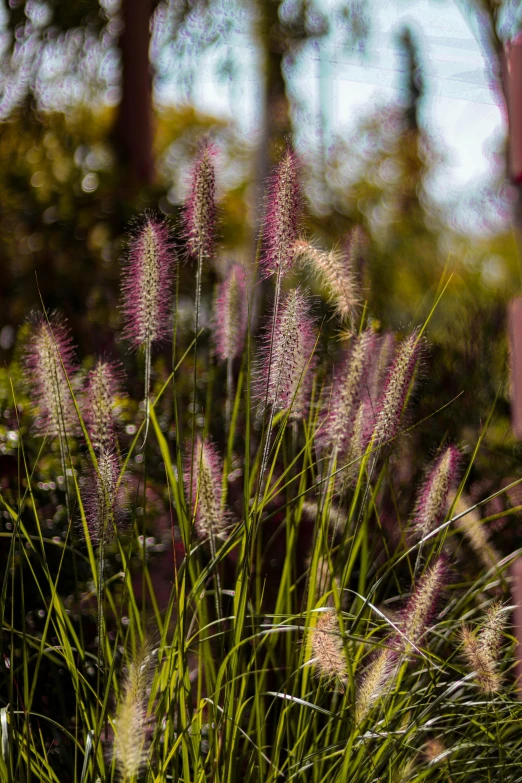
[451, 492, 501, 572]
[412, 446, 461, 539]
[355, 648, 397, 724]
[83, 449, 126, 545]
[370, 329, 423, 449]
[319, 328, 376, 453]
[113, 640, 155, 782]
[368, 332, 396, 404]
[261, 146, 302, 279]
[83, 359, 124, 452]
[397, 556, 446, 652]
[256, 287, 316, 420]
[293, 240, 359, 326]
[213, 264, 248, 362]
[185, 436, 227, 540]
[121, 214, 175, 448]
[310, 610, 348, 690]
[182, 138, 217, 262]
[22, 311, 77, 442]
[461, 602, 505, 694]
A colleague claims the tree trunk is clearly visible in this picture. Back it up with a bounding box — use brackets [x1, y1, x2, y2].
[114, 0, 155, 187]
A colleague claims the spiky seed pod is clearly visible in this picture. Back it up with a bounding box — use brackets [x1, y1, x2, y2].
[113, 641, 155, 782]
[257, 288, 316, 419]
[84, 450, 126, 545]
[213, 264, 248, 362]
[293, 240, 359, 324]
[121, 215, 175, 350]
[355, 648, 396, 724]
[370, 330, 422, 448]
[412, 446, 461, 539]
[185, 437, 227, 540]
[397, 557, 446, 652]
[22, 312, 77, 440]
[335, 400, 373, 492]
[451, 493, 501, 572]
[83, 359, 124, 452]
[261, 147, 302, 278]
[310, 610, 348, 689]
[183, 139, 217, 260]
[319, 329, 376, 453]
[461, 603, 505, 694]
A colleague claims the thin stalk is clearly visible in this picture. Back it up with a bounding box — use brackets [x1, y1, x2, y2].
[226, 356, 233, 430]
[140, 337, 152, 451]
[190, 247, 204, 513]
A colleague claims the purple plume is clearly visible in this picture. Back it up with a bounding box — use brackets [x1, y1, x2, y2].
[412, 446, 461, 539]
[185, 436, 227, 540]
[121, 214, 175, 350]
[182, 139, 217, 261]
[394, 556, 447, 652]
[22, 312, 78, 440]
[370, 329, 423, 448]
[83, 359, 124, 452]
[83, 449, 126, 544]
[256, 288, 316, 420]
[261, 147, 302, 279]
[213, 264, 248, 362]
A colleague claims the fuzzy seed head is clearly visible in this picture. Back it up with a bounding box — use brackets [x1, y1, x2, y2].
[83, 359, 123, 452]
[335, 400, 373, 493]
[84, 450, 126, 545]
[22, 312, 77, 440]
[310, 610, 348, 689]
[452, 493, 500, 572]
[183, 140, 217, 259]
[121, 215, 175, 350]
[185, 437, 226, 539]
[293, 240, 359, 324]
[397, 557, 446, 652]
[320, 329, 376, 453]
[355, 648, 396, 724]
[461, 603, 504, 694]
[368, 332, 396, 404]
[114, 642, 155, 781]
[213, 264, 248, 361]
[261, 148, 302, 277]
[412, 446, 461, 539]
[371, 330, 422, 447]
[257, 288, 316, 419]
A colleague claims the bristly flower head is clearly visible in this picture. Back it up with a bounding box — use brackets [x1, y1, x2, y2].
[396, 556, 446, 652]
[261, 146, 302, 278]
[113, 640, 155, 781]
[319, 328, 376, 453]
[183, 138, 217, 260]
[185, 437, 227, 540]
[412, 446, 461, 539]
[83, 359, 124, 452]
[83, 449, 126, 545]
[461, 602, 505, 694]
[452, 493, 501, 572]
[121, 214, 175, 350]
[257, 288, 316, 420]
[355, 648, 397, 724]
[370, 329, 422, 448]
[368, 332, 396, 404]
[213, 263, 248, 362]
[293, 240, 359, 325]
[310, 610, 348, 690]
[22, 312, 77, 440]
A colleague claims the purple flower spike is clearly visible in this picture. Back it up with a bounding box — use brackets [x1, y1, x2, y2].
[183, 139, 217, 261]
[23, 312, 78, 440]
[320, 328, 376, 453]
[412, 446, 461, 539]
[83, 359, 124, 452]
[257, 288, 316, 420]
[213, 264, 248, 362]
[83, 449, 126, 545]
[396, 556, 447, 652]
[370, 329, 423, 448]
[185, 437, 227, 540]
[121, 215, 175, 351]
[261, 147, 302, 279]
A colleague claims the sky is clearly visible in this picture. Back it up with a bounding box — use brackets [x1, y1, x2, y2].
[156, 0, 506, 232]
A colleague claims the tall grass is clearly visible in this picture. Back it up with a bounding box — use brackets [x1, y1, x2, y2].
[1, 143, 521, 783]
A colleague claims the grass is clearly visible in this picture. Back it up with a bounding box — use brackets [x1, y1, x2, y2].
[1, 175, 521, 783]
